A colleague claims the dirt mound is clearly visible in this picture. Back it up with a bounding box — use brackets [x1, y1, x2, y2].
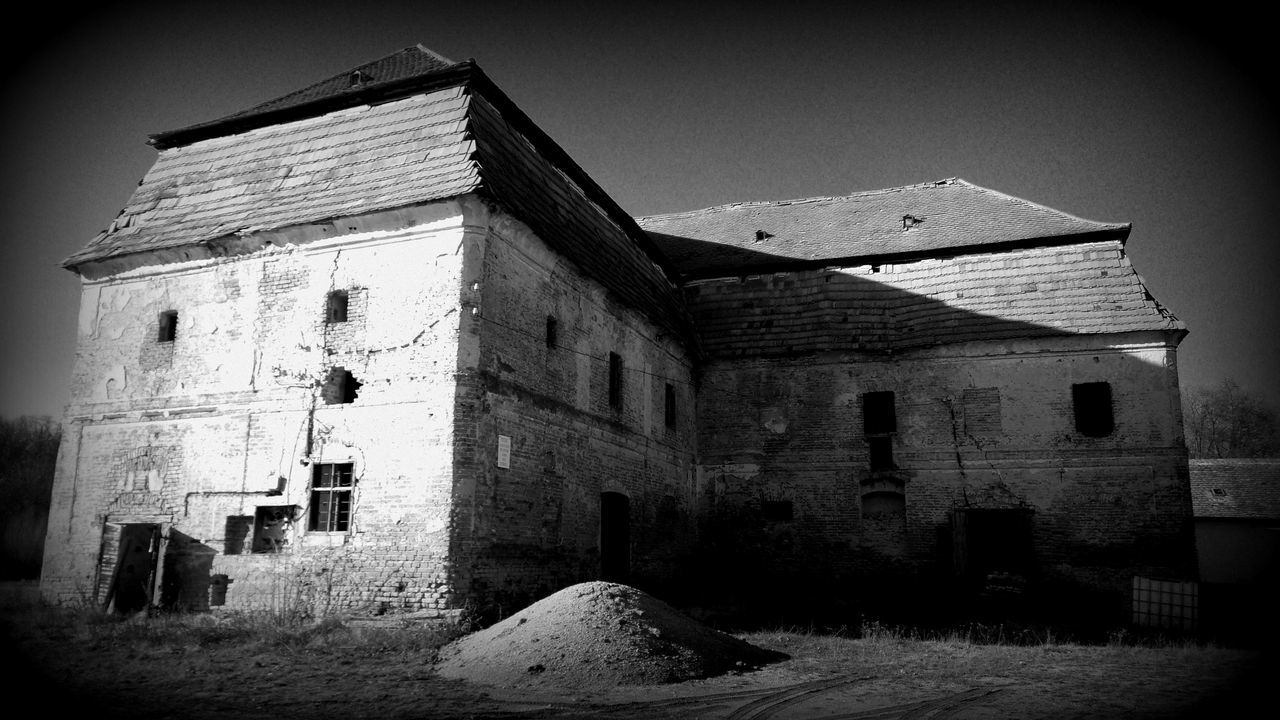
[435, 581, 786, 688]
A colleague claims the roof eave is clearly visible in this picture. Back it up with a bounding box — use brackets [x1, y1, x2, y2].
[62, 199, 476, 280]
[461, 69, 684, 285]
[672, 226, 1133, 282]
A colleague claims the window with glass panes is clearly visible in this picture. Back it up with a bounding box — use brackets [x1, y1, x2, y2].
[308, 463, 353, 532]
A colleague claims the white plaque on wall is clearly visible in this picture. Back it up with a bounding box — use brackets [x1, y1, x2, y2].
[497, 434, 511, 469]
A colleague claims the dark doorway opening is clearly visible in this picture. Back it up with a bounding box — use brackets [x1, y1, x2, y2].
[100, 523, 164, 614]
[600, 492, 630, 583]
[952, 508, 1035, 582]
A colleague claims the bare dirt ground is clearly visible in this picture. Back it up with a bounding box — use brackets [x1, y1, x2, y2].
[3, 581, 1271, 720]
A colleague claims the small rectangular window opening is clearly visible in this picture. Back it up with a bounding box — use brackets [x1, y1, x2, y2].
[868, 436, 895, 470]
[251, 506, 296, 553]
[223, 515, 253, 555]
[209, 574, 230, 607]
[158, 310, 178, 342]
[664, 383, 677, 428]
[326, 290, 349, 323]
[762, 499, 794, 522]
[309, 463, 354, 532]
[608, 352, 623, 409]
[546, 316, 558, 348]
[863, 391, 897, 435]
[1072, 382, 1114, 437]
[863, 391, 897, 470]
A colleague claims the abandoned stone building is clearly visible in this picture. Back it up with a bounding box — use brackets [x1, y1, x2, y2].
[41, 45, 1196, 624]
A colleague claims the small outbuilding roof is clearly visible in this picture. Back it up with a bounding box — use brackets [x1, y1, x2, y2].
[1189, 459, 1280, 520]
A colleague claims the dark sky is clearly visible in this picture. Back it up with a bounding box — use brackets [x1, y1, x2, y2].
[2, 1, 1276, 419]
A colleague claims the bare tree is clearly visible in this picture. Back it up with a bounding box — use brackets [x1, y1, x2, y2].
[0, 415, 61, 579]
[1183, 379, 1280, 458]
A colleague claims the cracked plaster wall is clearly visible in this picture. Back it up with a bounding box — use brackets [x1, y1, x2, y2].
[42, 200, 473, 613]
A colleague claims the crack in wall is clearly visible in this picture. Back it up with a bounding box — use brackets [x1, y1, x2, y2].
[944, 397, 968, 484]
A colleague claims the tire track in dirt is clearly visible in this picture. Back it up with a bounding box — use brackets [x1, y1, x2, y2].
[526, 678, 1005, 719]
[513, 676, 873, 718]
[725, 683, 1003, 720]
[724, 676, 877, 719]
[887, 686, 1004, 719]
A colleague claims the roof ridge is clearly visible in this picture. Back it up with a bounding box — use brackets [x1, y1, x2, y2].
[223, 45, 451, 119]
[414, 43, 457, 66]
[150, 44, 466, 149]
[637, 178, 963, 222]
[957, 179, 1130, 230]
[638, 177, 1128, 234]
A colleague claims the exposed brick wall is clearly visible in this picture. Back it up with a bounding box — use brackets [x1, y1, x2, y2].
[688, 260, 1194, 622]
[685, 242, 1177, 359]
[447, 201, 698, 617]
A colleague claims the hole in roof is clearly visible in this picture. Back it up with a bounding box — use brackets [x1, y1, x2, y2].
[1211, 488, 1227, 497]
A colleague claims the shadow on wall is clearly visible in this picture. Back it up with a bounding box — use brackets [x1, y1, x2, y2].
[634, 234, 1190, 633]
[651, 232, 1177, 357]
[158, 530, 218, 613]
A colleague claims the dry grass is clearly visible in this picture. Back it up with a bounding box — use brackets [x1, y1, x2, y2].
[738, 619, 1267, 718]
[6, 598, 463, 660]
[744, 617, 1245, 676]
[5, 595, 1273, 719]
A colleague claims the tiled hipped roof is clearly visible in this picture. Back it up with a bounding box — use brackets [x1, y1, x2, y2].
[681, 241, 1184, 358]
[200, 44, 458, 130]
[65, 45, 1182, 354]
[464, 93, 685, 335]
[641, 178, 1184, 355]
[64, 47, 690, 340]
[66, 86, 480, 265]
[1189, 459, 1280, 520]
[637, 179, 1131, 278]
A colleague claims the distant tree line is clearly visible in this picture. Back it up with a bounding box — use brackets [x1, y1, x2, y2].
[1183, 379, 1280, 459]
[0, 416, 60, 579]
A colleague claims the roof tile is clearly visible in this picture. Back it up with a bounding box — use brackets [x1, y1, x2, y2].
[682, 240, 1184, 357]
[1189, 459, 1280, 520]
[637, 179, 1130, 278]
[65, 88, 478, 267]
[152, 45, 461, 147]
[64, 47, 693, 344]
